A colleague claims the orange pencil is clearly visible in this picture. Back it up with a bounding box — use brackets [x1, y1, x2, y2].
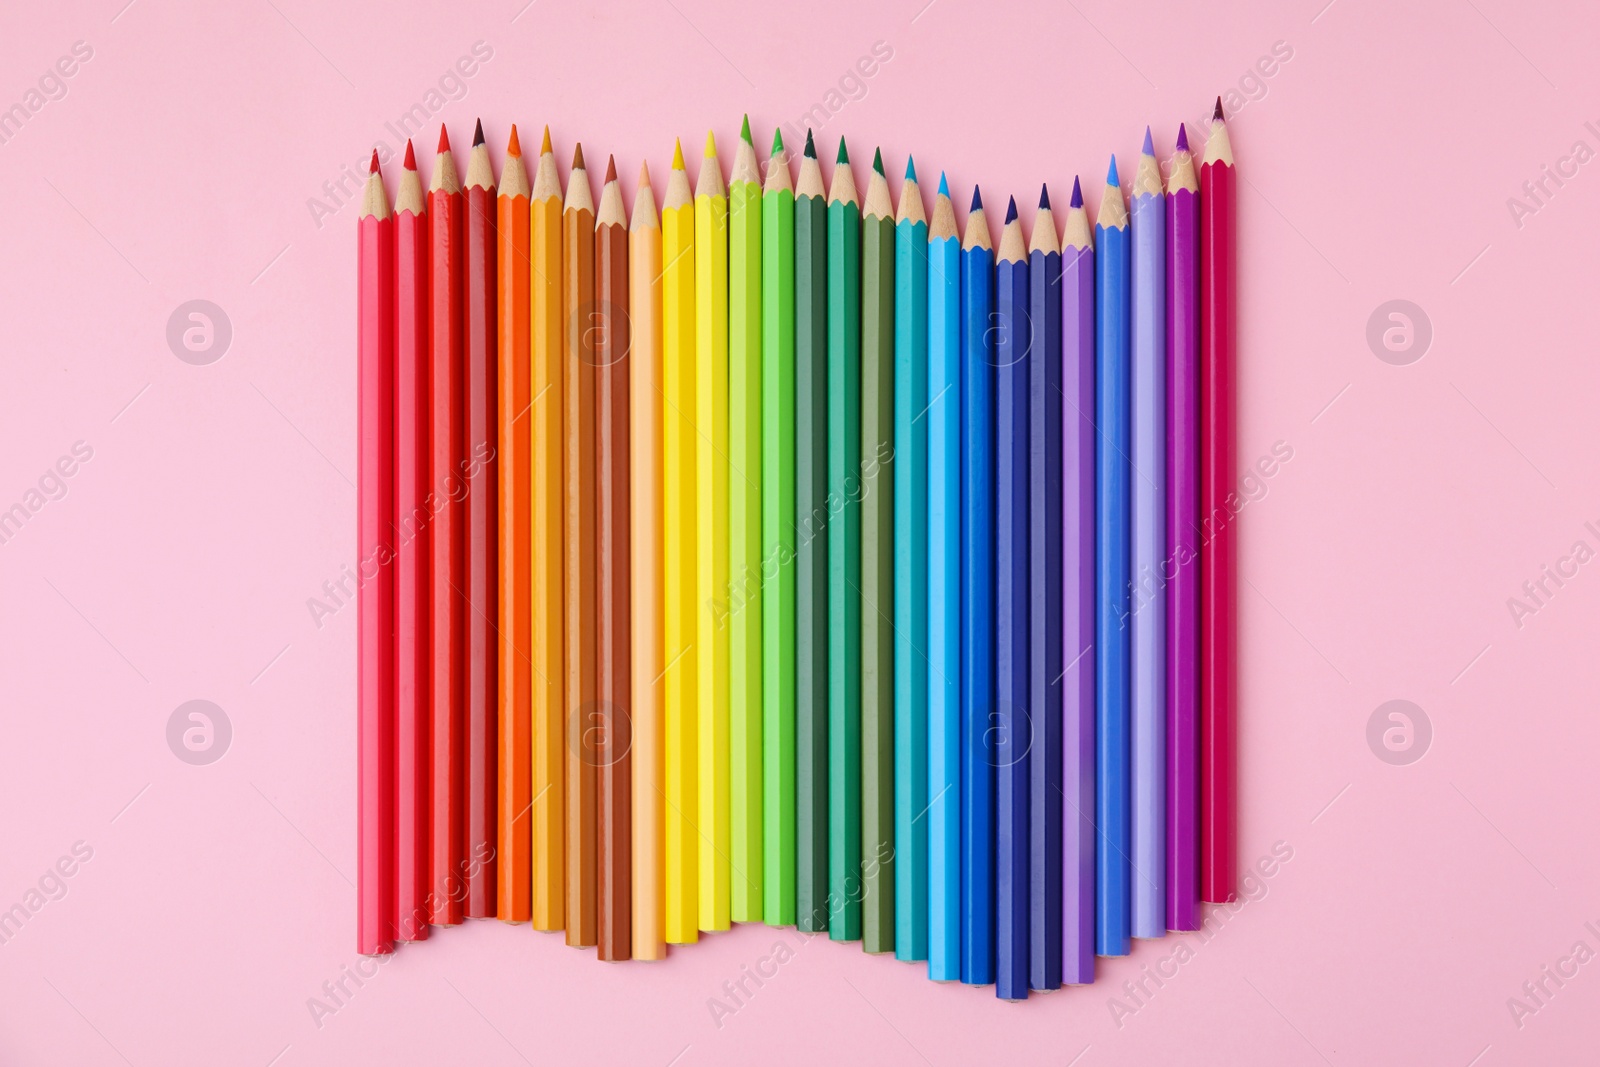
[564, 142, 599, 948]
[630, 162, 667, 960]
[497, 124, 533, 923]
[530, 127, 566, 930]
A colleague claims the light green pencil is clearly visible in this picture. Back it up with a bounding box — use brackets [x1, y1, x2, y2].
[761, 125, 797, 926]
[729, 116, 763, 923]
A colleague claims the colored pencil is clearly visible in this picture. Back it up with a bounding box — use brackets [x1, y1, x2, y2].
[662, 140, 700, 944]
[529, 127, 565, 931]
[893, 157, 928, 964]
[1166, 127, 1201, 932]
[959, 187, 994, 986]
[1095, 157, 1132, 957]
[630, 163, 668, 960]
[596, 156, 632, 961]
[861, 148, 896, 956]
[496, 126, 532, 925]
[394, 141, 431, 943]
[695, 131, 732, 933]
[995, 196, 1029, 1001]
[357, 149, 397, 955]
[926, 173, 961, 981]
[1130, 129, 1166, 940]
[1028, 185, 1063, 992]
[1061, 178, 1096, 984]
[463, 121, 499, 920]
[826, 137, 863, 943]
[564, 142, 598, 947]
[761, 127, 798, 927]
[729, 117, 764, 924]
[794, 131, 830, 934]
[1200, 101, 1238, 905]
[428, 128, 467, 927]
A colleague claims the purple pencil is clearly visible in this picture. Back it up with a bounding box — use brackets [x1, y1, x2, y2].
[1061, 178, 1096, 983]
[1165, 127, 1201, 932]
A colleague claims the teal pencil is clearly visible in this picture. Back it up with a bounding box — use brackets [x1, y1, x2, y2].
[893, 156, 929, 962]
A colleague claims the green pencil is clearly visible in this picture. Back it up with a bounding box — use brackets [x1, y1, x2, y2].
[761, 125, 797, 926]
[794, 130, 830, 934]
[826, 136, 862, 943]
[860, 148, 896, 954]
[729, 116, 763, 924]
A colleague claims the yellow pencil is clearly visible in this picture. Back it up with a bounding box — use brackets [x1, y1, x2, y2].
[630, 162, 667, 960]
[663, 139, 700, 944]
[529, 125, 565, 931]
[695, 130, 731, 932]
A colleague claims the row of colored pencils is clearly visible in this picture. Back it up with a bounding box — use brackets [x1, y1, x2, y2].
[355, 103, 1238, 1002]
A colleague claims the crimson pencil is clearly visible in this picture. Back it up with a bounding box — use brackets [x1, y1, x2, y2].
[394, 142, 431, 942]
[428, 127, 467, 925]
[357, 150, 397, 956]
[1200, 100, 1237, 904]
[463, 120, 499, 918]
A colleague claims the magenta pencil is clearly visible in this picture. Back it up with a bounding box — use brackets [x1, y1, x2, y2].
[1060, 177, 1095, 983]
[1165, 127, 1201, 931]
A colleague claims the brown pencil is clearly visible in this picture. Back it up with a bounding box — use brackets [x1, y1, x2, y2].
[564, 142, 599, 947]
[595, 156, 632, 961]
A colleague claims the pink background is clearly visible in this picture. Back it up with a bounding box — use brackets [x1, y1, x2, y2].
[3, 0, 1598, 1063]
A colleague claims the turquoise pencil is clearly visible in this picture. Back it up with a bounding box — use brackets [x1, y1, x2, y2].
[893, 157, 929, 963]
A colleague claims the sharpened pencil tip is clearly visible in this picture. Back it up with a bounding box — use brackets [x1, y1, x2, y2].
[605, 154, 617, 183]
[672, 139, 685, 169]
[836, 137, 849, 165]
[1142, 126, 1154, 155]
[541, 125, 552, 155]
[1005, 196, 1017, 224]
[905, 155, 917, 181]
[403, 140, 416, 170]
[1107, 155, 1120, 186]
[1176, 124, 1189, 152]
[937, 171, 949, 196]
[804, 129, 816, 158]
[473, 119, 485, 147]
[369, 148, 381, 174]
[639, 159, 651, 186]
[740, 114, 752, 143]
[1214, 96, 1224, 121]
[507, 124, 521, 157]
[704, 129, 717, 157]
[969, 186, 982, 212]
[437, 125, 450, 153]
[1070, 176, 1083, 208]
[1038, 184, 1049, 210]
[872, 147, 884, 175]
[771, 127, 784, 153]
[573, 143, 586, 170]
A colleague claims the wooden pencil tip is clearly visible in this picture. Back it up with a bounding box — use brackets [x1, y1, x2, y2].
[1175, 124, 1189, 152]
[1070, 175, 1083, 208]
[639, 159, 651, 186]
[541, 125, 553, 154]
[403, 140, 416, 169]
[604, 154, 617, 183]
[740, 114, 752, 143]
[1005, 196, 1018, 224]
[369, 148, 381, 174]
[803, 129, 816, 158]
[437, 125, 450, 153]
[1038, 183, 1049, 210]
[572, 142, 585, 170]
[1213, 96, 1225, 121]
[507, 124, 521, 157]
[473, 118, 485, 147]
[672, 139, 685, 169]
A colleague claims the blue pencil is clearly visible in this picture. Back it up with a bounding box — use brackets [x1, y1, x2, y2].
[927, 173, 962, 982]
[959, 187, 995, 986]
[893, 157, 930, 962]
[995, 197, 1030, 1002]
[1061, 178, 1097, 984]
[1130, 129, 1167, 939]
[1095, 157, 1132, 958]
[1027, 186, 1063, 992]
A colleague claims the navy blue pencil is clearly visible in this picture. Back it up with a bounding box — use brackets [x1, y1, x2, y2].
[1095, 158, 1132, 958]
[994, 196, 1031, 1002]
[1027, 186, 1063, 992]
[959, 187, 995, 986]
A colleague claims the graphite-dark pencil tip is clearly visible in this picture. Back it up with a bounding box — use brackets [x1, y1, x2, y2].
[403, 140, 416, 170]
[1213, 96, 1225, 121]
[872, 147, 884, 175]
[969, 186, 983, 212]
[1038, 184, 1049, 210]
[1070, 176, 1083, 209]
[369, 148, 381, 174]
[605, 154, 617, 183]
[473, 118, 485, 147]
[836, 137, 849, 165]
[573, 142, 586, 170]
[804, 128, 817, 158]
[1176, 123, 1189, 152]
[437, 124, 450, 153]
[1004, 196, 1018, 224]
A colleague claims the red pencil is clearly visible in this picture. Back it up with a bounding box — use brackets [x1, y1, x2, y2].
[464, 119, 499, 918]
[357, 149, 397, 955]
[1200, 98, 1237, 904]
[394, 141, 431, 941]
[428, 125, 467, 925]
